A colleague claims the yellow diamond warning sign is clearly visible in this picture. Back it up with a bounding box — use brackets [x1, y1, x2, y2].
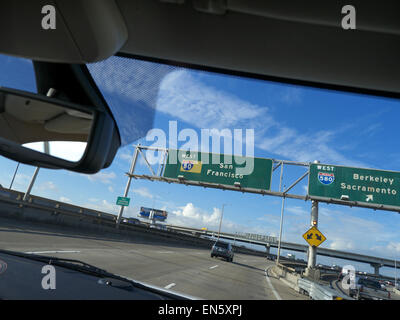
[302, 226, 326, 247]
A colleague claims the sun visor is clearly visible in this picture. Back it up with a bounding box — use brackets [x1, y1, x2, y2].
[0, 0, 128, 63]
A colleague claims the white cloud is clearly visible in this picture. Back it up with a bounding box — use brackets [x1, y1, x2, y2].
[386, 242, 400, 253]
[59, 196, 71, 203]
[279, 87, 303, 105]
[286, 206, 308, 216]
[118, 149, 134, 163]
[38, 181, 58, 192]
[84, 199, 118, 214]
[108, 186, 114, 193]
[84, 171, 116, 184]
[168, 202, 277, 236]
[369, 242, 400, 259]
[329, 239, 355, 251]
[258, 129, 367, 167]
[168, 203, 231, 230]
[157, 70, 272, 130]
[12, 173, 31, 189]
[156, 69, 368, 168]
[131, 187, 155, 199]
[257, 213, 281, 224]
[171, 203, 259, 233]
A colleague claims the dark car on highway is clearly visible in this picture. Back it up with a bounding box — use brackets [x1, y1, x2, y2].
[211, 241, 234, 262]
[349, 277, 391, 300]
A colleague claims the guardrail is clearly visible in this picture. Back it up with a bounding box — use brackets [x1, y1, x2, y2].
[0, 187, 118, 222]
[298, 278, 349, 300]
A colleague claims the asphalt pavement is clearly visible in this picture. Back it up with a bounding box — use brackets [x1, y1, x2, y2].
[0, 216, 307, 300]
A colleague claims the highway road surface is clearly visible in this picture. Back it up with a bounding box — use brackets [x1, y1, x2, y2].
[0, 216, 307, 300]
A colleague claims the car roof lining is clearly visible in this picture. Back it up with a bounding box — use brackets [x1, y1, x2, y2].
[1, 0, 399, 98]
[117, 0, 400, 97]
[118, 52, 400, 100]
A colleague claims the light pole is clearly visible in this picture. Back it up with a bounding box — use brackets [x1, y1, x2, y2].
[276, 162, 285, 265]
[276, 185, 286, 265]
[217, 203, 228, 240]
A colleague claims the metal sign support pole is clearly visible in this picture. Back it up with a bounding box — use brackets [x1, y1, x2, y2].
[276, 195, 286, 264]
[116, 145, 140, 227]
[9, 162, 20, 189]
[23, 167, 40, 202]
[307, 200, 319, 269]
[276, 162, 284, 265]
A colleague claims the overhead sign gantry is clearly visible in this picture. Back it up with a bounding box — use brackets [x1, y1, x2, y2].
[115, 144, 400, 275]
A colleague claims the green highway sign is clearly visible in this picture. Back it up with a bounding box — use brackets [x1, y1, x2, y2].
[116, 196, 130, 206]
[163, 149, 273, 191]
[308, 163, 400, 208]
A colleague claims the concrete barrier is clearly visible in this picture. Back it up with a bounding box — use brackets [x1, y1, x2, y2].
[270, 264, 302, 292]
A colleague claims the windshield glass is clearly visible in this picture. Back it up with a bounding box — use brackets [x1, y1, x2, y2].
[0, 55, 36, 92]
[1, 54, 400, 301]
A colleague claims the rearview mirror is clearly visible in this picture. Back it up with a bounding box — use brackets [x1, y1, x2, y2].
[0, 87, 120, 173]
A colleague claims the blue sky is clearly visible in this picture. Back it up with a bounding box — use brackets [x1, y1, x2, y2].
[1, 54, 400, 277]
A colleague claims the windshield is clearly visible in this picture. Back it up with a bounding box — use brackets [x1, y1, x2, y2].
[1, 53, 400, 301]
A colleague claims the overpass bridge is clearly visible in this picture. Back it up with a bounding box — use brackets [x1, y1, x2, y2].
[165, 224, 397, 275]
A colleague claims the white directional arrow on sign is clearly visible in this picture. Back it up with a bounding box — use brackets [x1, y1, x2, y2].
[366, 194, 373, 202]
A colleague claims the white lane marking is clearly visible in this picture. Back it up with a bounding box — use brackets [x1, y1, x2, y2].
[164, 283, 176, 289]
[157, 251, 174, 254]
[209, 265, 219, 269]
[265, 267, 282, 300]
[24, 250, 80, 254]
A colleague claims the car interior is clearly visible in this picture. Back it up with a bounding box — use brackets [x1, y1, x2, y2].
[0, 0, 399, 304]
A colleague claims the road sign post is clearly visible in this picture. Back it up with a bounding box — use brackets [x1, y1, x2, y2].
[116, 145, 140, 228]
[23, 166, 40, 202]
[9, 162, 20, 189]
[306, 200, 319, 270]
[276, 195, 286, 265]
